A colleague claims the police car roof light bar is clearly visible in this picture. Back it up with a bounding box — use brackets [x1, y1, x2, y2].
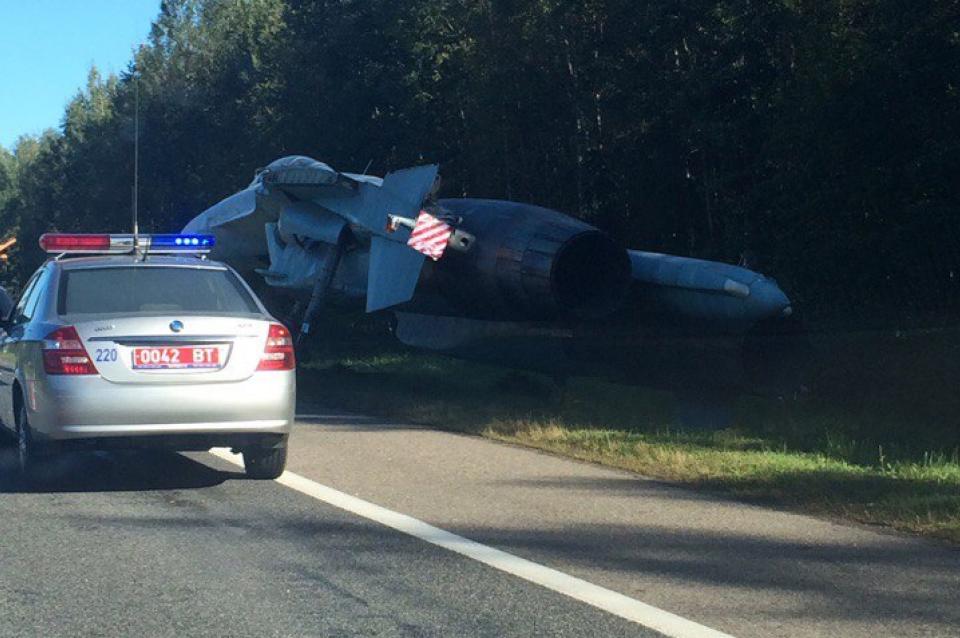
[39, 233, 215, 255]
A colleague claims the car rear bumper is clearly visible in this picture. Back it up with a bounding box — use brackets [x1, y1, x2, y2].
[42, 432, 289, 453]
[26, 370, 295, 442]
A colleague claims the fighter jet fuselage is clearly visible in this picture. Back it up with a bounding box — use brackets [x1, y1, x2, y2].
[184, 156, 799, 392]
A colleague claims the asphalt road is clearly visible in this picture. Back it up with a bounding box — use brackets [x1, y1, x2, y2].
[0, 448, 654, 638]
[1, 409, 959, 638]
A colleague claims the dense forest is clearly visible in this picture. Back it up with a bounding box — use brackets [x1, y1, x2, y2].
[0, 0, 957, 328]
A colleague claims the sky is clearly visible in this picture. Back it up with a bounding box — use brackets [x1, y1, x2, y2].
[0, 1, 160, 150]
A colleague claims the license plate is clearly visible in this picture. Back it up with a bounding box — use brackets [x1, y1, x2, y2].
[132, 346, 221, 370]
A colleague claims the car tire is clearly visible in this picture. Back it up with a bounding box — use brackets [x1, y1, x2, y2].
[242, 443, 287, 480]
[16, 404, 40, 479]
[0, 423, 15, 448]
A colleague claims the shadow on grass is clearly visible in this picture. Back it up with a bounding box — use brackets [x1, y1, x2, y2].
[697, 470, 960, 532]
[299, 363, 674, 433]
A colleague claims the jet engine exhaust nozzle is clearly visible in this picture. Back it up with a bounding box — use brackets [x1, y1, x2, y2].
[428, 199, 631, 321]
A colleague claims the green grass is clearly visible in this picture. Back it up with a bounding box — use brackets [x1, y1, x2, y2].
[298, 347, 960, 543]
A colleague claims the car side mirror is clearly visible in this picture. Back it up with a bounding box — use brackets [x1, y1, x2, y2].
[0, 287, 13, 335]
[0, 286, 11, 323]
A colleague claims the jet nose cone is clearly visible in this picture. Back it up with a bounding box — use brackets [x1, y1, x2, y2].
[748, 277, 792, 321]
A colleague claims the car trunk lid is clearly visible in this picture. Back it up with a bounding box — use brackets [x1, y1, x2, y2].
[72, 316, 269, 384]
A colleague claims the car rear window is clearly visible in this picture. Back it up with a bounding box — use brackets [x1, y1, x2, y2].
[58, 266, 261, 315]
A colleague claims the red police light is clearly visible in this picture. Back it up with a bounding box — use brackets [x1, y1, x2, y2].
[39, 234, 112, 253]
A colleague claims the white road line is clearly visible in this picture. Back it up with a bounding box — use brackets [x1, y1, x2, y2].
[210, 448, 735, 638]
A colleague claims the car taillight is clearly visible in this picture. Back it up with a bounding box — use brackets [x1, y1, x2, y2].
[257, 323, 295, 371]
[42, 326, 98, 375]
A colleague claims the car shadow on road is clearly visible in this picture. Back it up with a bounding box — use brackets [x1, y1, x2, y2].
[0, 442, 242, 493]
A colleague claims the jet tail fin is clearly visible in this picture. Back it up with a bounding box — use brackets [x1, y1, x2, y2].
[352, 164, 436, 312]
[350, 164, 439, 230]
[366, 236, 425, 312]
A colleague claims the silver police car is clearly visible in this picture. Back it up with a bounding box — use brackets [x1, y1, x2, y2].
[0, 233, 295, 480]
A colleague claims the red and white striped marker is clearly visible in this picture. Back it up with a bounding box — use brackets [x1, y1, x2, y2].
[407, 210, 454, 261]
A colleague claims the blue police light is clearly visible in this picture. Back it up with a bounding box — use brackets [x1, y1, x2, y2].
[148, 234, 215, 251]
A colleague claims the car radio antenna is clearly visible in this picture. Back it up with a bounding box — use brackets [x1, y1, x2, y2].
[132, 76, 142, 259]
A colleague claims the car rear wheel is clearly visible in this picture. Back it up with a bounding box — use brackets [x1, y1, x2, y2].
[242, 442, 287, 480]
[16, 404, 41, 478]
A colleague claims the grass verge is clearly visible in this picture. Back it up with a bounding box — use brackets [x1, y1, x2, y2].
[298, 349, 960, 543]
